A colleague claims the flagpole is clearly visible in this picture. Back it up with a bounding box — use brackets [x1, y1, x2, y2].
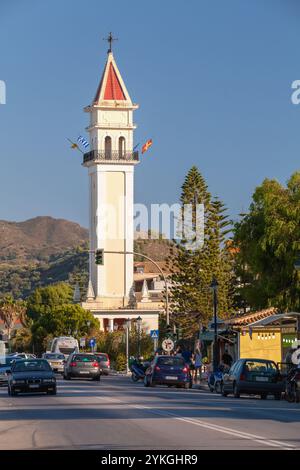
[67, 138, 84, 154]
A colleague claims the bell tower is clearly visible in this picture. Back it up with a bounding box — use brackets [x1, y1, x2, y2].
[83, 43, 139, 309]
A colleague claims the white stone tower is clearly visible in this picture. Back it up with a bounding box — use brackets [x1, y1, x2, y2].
[82, 42, 139, 310]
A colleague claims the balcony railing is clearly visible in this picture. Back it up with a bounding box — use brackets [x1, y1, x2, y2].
[83, 150, 139, 164]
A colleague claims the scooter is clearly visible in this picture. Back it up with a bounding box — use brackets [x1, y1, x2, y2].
[130, 361, 149, 382]
[207, 365, 229, 393]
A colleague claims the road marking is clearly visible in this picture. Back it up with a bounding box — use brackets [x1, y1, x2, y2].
[97, 396, 297, 450]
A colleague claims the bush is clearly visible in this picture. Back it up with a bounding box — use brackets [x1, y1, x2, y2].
[115, 353, 127, 371]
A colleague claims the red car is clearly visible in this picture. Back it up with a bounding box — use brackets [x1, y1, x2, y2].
[94, 353, 110, 375]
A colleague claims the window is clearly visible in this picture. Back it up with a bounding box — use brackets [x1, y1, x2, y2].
[105, 136, 112, 159]
[118, 136, 126, 158]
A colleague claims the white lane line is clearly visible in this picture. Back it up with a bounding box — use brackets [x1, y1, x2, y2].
[96, 396, 297, 450]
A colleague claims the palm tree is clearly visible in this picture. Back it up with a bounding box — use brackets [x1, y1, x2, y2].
[0, 296, 27, 351]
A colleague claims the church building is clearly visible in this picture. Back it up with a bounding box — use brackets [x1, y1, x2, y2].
[81, 37, 161, 333]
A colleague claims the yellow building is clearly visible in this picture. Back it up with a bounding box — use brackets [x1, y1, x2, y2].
[227, 310, 300, 363]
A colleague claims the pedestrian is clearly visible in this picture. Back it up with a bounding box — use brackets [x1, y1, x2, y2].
[222, 348, 233, 368]
[182, 347, 192, 365]
[193, 347, 202, 382]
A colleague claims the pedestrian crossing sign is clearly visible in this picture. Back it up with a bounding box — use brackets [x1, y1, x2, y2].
[150, 330, 159, 339]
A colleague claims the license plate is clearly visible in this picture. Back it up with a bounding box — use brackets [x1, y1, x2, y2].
[29, 384, 40, 389]
[79, 371, 89, 374]
[255, 376, 269, 382]
[165, 376, 177, 380]
[52, 362, 60, 366]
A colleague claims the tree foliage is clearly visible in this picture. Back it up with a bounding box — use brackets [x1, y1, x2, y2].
[234, 172, 300, 311]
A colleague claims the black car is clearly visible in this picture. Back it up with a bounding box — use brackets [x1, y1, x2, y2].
[222, 358, 285, 399]
[8, 359, 57, 396]
[0, 357, 22, 387]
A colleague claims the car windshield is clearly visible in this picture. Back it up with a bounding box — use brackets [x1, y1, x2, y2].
[72, 355, 96, 362]
[244, 361, 277, 373]
[59, 347, 76, 354]
[12, 360, 52, 372]
[44, 354, 64, 360]
[157, 357, 185, 367]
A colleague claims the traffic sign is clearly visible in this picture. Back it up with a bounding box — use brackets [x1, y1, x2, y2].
[162, 338, 174, 352]
[89, 338, 96, 348]
[80, 337, 86, 347]
[150, 330, 159, 339]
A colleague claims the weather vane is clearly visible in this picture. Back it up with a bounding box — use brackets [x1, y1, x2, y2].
[103, 32, 118, 53]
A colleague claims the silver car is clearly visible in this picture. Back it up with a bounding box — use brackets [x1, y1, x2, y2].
[42, 353, 65, 373]
[63, 353, 101, 381]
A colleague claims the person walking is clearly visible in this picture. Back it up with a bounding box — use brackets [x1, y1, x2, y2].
[193, 347, 202, 382]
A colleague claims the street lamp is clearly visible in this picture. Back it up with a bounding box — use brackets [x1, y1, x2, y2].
[125, 318, 131, 374]
[210, 277, 219, 372]
[136, 316, 142, 358]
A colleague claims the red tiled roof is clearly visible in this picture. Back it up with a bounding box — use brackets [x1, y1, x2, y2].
[226, 308, 278, 327]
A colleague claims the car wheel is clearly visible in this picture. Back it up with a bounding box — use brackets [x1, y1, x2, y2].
[93, 375, 101, 382]
[184, 382, 190, 390]
[260, 393, 267, 400]
[48, 389, 57, 395]
[131, 373, 139, 383]
[150, 378, 155, 387]
[215, 381, 222, 394]
[11, 389, 17, 397]
[222, 389, 228, 397]
[233, 383, 240, 398]
[274, 393, 281, 401]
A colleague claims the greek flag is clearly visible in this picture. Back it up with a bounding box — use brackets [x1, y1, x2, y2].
[77, 135, 89, 148]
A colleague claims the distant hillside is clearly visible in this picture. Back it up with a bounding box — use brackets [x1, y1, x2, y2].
[0, 216, 88, 265]
[0, 216, 176, 298]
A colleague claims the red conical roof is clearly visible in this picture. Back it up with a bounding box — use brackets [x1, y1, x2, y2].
[94, 55, 127, 103]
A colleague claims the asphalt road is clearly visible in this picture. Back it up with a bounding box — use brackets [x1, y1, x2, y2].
[0, 375, 300, 450]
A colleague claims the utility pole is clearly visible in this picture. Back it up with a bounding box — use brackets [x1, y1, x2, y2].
[210, 277, 219, 373]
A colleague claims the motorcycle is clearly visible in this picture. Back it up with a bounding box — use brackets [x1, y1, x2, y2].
[285, 366, 300, 403]
[130, 360, 150, 382]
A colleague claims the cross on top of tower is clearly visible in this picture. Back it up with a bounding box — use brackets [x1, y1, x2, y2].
[103, 32, 118, 54]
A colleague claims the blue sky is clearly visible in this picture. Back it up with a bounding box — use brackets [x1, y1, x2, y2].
[0, 0, 300, 227]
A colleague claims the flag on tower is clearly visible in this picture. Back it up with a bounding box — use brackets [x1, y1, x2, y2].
[142, 139, 153, 154]
[77, 136, 89, 148]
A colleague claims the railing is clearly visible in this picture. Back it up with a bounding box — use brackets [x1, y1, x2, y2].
[83, 150, 139, 164]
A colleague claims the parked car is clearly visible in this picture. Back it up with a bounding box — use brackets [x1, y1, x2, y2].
[7, 359, 56, 396]
[0, 357, 22, 387]
[222, 358, 285, 399]
[144, 355, 192, 389]
[8, 353, 36, 359]
[63, 353, 101, 381]
[94, 353, 110, 375]
[42, 353, 65, 373]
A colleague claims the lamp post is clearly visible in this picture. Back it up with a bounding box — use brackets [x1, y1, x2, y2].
[293, 258, 300, 340]
[125, 318, 131, 374]
[210, 277, 219, 372]
[136, 316, 142, 358]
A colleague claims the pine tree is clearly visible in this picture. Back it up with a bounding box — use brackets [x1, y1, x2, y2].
[168, 168, 235, 338]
